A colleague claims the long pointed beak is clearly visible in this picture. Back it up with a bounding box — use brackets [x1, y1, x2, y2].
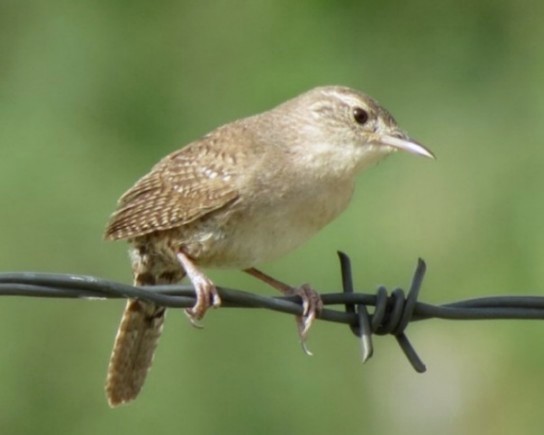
[380, 134, 435, 159]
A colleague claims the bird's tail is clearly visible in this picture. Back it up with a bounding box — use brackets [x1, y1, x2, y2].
[105, 272, 176, 407]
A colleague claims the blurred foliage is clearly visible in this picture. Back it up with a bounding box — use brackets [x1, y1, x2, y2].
[1, 0, 544, 434]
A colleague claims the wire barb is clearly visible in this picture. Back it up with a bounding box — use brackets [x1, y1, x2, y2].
[338, 252, 426, 371]
[2, 254, 544, 372]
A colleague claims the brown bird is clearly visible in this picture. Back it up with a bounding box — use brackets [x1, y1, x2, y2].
[104, 85, 434, 407]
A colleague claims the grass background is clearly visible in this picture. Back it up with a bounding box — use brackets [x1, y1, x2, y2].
[1, 1, 544, 434]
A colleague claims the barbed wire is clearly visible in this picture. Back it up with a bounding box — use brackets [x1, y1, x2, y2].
[2, 251, 543, 372]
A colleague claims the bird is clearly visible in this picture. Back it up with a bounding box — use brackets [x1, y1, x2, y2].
[103, 85, 434, 407]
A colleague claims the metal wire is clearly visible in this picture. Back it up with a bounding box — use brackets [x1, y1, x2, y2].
[1, 251, 543, 372]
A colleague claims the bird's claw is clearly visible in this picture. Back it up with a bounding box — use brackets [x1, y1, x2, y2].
[183, 275, 221, 328]
[176, 251, 221, 328]
[243, 268, 322, 355]
[294, 284, 323, 355]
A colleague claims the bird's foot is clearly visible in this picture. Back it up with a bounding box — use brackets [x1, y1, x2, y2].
[177, 252, 221, 327]
[294, 283, 323, 356]
[183, 274, 221, 328]
[244, 268, 322, 354]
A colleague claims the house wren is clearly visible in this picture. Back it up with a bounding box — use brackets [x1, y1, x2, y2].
[104, 85, 434, 407]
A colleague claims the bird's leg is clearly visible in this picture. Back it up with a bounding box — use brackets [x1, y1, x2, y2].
[177, 251, 221, 326]
[244, 267, 322, 355]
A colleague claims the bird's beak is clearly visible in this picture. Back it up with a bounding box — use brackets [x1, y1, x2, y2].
[380, 134, 435, 159]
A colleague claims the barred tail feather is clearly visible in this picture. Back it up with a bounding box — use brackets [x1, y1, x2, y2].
[105, 299, 165, 407]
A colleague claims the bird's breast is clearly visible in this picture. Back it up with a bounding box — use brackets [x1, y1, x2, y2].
[188, 175, 356, 268]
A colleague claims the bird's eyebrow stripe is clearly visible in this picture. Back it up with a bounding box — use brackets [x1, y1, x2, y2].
[320, 89, 368, 108]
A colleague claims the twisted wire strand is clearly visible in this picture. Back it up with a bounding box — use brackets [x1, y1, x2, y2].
[1, 252, 543, 371]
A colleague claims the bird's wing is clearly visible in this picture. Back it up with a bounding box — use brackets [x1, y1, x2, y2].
[104, 140, 239, 240]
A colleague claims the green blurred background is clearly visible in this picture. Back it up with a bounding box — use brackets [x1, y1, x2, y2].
[2, 1, 544, 434]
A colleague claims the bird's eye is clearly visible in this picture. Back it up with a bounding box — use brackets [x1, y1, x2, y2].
[353, 107, 369, 125]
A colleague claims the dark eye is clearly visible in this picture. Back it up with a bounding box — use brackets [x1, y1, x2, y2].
[353, 107, 369, 125]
